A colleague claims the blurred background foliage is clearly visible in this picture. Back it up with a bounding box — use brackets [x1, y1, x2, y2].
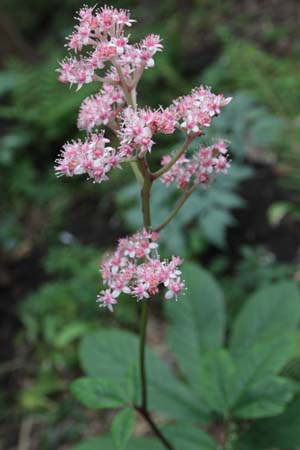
[1, 0, 300, 449]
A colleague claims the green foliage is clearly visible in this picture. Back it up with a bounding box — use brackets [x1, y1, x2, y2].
[239, 396, 300, 449]
[71, 423, 218, 450]
[203, 39, 300, 118]
[16, 244, 102, 413]
[197, 349, 236, 415]
[203, 38, 300, 192]
[233, 376, 297, 420]
[165, 262, 225, 387]
[71, 263, 300, 449]
[79, 329, 209, 422]
[117, 162, 250, 254]
[205, 91, 285, 158]
[230, 282, 300, 359]
[117, 91, 284, 253]
[19, 244, 101, 345]
[0, 57, 100, 250]
[71, 378, 129, 410]
[111, 408, 136, 450]
[235, 246, 294, 291]
[0, 58, 97, 139]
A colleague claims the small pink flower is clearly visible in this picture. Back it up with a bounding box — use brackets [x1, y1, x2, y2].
[78, 84, 124, 131]
[97, 289, 118, 312]
[161, 140, 230, 190]
[57, 57, 95, 90]
[133, 283, 150, 300]
[173, 86, 232, 135]
[165, 279, 185, 300]
[55, 134, 124, 183]
[98, 230, 184, 310]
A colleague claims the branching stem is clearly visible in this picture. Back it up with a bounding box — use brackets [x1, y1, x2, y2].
[135, 407, 175, 450]
[155, 185, 197, 232]
[116, 59, 178, 450]
[153, 135, 194, 179]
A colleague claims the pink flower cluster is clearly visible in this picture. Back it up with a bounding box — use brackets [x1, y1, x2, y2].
[161, 140, 230, 190]
[78, 83, 124, 131]
[58, 5, 163, 90]
[118, 107, 177, 156]
[116, 87, 232, 157]
[97, 230, 185, 311]
[55, 133, 123, 183]
[173, 87, 232, 134]
[66, 5, 134, 54]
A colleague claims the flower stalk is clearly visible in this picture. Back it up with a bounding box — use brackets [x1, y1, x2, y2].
[55, 6, 232, 450]
[137, 156, 176, 450]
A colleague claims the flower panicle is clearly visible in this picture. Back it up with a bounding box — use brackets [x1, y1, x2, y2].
[58, 4, 162, 91]
[55, 133, 126, 183]
[161, 139, 231, 190]
[97, 229, 185, 311]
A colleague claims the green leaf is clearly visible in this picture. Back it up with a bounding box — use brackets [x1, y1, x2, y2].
[230, 281, 300, 358]
[163, 422, 219, 450]
[197, 349, 236, 415]
[70, 436, 160, 450]
[231, 337, 297, 406]
[239, 394, 300, 449]
[230, 282, 300, 391]
[165, 262, 225, 387]
[54, 322, 90, 348]
[79, 330, 138, 388]
[71, 378, 129, 409]
[233, 376, 298, 419]
[228, 283, 299, 418]
[111, 408, 136, 450]
[79, 329, 209, 422]
[200, 209, 234, 248]
[70, 423, 219, 450]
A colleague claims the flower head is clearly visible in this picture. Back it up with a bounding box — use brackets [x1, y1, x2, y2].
[118, 107, 177, 156]
[55, 133, 122, 183]
[58, 5, 161, 90]
[78, 83, 124, 131]
[161, 140, 231, 190]
[173, 86, 232, 135]
[98, 230, 184, 310]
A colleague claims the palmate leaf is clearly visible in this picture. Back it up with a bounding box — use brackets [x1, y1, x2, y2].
[70, 423, 218, 450]
[79, 329, 209, 422]
[71, 378, 129, 409]
[70, 436, 159, 450]
[229, 281, 300, 388]
[111, 408, 136, 450]
[165, 262, 225, 387]
[230, 281, 300, 360]
[194, 349, 297, 419]
[227, 281, 300, 418]
[239, 393, 300, 449]
[197, 349, 236, 415]
[232, 376, 298, 419]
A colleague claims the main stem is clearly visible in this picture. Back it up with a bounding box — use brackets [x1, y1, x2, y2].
[139, 298, 148, 409]
[138, 160, 176, 450]
[120, 70, 175, 450]
[139, 162, 152, 410]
